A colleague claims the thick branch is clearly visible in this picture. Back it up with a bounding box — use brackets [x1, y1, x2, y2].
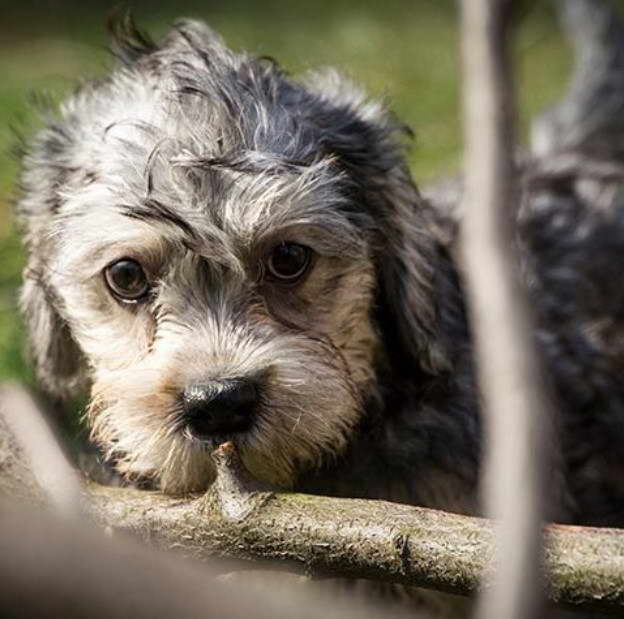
[0, 411, 622, 613]
[0, 501, 419, 619]
[0, 382, 82, 517]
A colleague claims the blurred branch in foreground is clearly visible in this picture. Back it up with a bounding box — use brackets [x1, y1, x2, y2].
[0, 382, 82, 518]
[1, 383, 623, 615]
[0, 500, 421, 619]
[460, 1, 551, 619]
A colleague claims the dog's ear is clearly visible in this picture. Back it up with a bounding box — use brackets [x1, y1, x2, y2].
[370, 176, 455, 375]
[20, 271, 85, 400]
[303, 71, 455, 374]
[16, 116, 86, 400]
[364, 159, 457, 376]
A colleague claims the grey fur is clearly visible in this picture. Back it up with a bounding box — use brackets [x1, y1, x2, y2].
[17, 17, 449, 497]
[16, 2, 624, 552]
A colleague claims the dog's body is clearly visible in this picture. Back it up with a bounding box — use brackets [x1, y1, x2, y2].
[15, 0, 624, 556]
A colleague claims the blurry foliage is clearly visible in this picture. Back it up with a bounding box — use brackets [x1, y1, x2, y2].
[0, 0, 571, 385]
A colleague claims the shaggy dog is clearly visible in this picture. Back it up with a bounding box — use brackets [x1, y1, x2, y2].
[16, 2, 624, 531]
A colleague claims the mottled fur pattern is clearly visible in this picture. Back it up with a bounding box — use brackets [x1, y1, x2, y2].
[18, 15, 454, 500]
[15, 0, 624, 540]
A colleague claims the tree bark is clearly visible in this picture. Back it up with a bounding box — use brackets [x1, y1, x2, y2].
[0, 404, 623, 614]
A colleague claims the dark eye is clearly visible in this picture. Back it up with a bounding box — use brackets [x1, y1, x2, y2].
[104, 259, 149, 302]
[266, 243, 311, 283]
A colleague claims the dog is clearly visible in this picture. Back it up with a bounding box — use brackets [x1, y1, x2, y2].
[15, 2, 624, 533]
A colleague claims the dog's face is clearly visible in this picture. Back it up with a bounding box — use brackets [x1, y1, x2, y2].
[54, 140, 379, 492]
[18, 19, 445, 492]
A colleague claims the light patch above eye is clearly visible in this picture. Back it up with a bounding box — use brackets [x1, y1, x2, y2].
[104, 258, 150, 303]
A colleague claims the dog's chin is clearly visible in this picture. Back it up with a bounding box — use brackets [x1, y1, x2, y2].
[95, 374, 363, 492]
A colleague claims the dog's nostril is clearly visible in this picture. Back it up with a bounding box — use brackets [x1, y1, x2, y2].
[182, 378, 258, 437]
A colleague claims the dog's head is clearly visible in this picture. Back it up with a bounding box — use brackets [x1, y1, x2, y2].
[17, 18, 448, 492]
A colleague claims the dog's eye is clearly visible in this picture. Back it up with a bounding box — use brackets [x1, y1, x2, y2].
[104, 259, 150, 302]
[266, 243, 311, 283]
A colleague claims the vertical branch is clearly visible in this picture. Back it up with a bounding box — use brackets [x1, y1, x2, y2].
[0, 382, 83, 519]
[459, 2, 549, 619]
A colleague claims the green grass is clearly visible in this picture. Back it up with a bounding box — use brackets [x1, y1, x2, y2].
[0, 1, 570, 384]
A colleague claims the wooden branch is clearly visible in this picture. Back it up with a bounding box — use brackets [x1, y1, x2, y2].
[459, 2, 549, 618]
[1, 405, 622, 614]
[0, 382, 82, 518]
[89, 442, 496, 594]
[0, 501, 420, 619]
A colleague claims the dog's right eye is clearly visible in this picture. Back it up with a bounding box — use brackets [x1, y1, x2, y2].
[104, 259, 150, 303]
[266, 243, 312, 284]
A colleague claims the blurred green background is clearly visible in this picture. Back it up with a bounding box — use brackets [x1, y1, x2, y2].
[0, 0, 572, 386]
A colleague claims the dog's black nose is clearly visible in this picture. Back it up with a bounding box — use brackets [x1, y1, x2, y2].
[182, 378, 258, 438]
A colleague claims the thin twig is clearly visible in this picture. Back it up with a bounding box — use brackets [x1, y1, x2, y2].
[0, 382, 83, 519]
[459, 2, 551, 618]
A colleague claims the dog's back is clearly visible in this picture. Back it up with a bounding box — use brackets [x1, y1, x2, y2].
[522, 0, 624, 526]
[421, 0, 624, 527]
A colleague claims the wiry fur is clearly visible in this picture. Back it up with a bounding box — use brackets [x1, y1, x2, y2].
[16, 0, 624, 549]
[17, 17, 445, 497]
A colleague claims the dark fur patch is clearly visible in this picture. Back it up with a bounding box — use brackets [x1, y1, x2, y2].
[107, 10, 157, 66]
[122, 199, 198, 239]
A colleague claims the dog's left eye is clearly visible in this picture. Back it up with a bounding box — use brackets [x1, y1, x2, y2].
[104, 259, 150, 302]
[266, 243, 311, 283]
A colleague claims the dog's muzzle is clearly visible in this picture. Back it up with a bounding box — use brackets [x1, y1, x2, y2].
[181, 378, 258, 439]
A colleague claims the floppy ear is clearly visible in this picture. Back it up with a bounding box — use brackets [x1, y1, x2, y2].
[20, 271, 85, 400]
[303, 70, 454, 374]
[371, 170, 455, 375]
[16, 109, 87, 399]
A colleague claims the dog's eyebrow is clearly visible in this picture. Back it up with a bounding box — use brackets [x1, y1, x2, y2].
[121, 199, 197, 239]
[172, 150, 314, 176]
